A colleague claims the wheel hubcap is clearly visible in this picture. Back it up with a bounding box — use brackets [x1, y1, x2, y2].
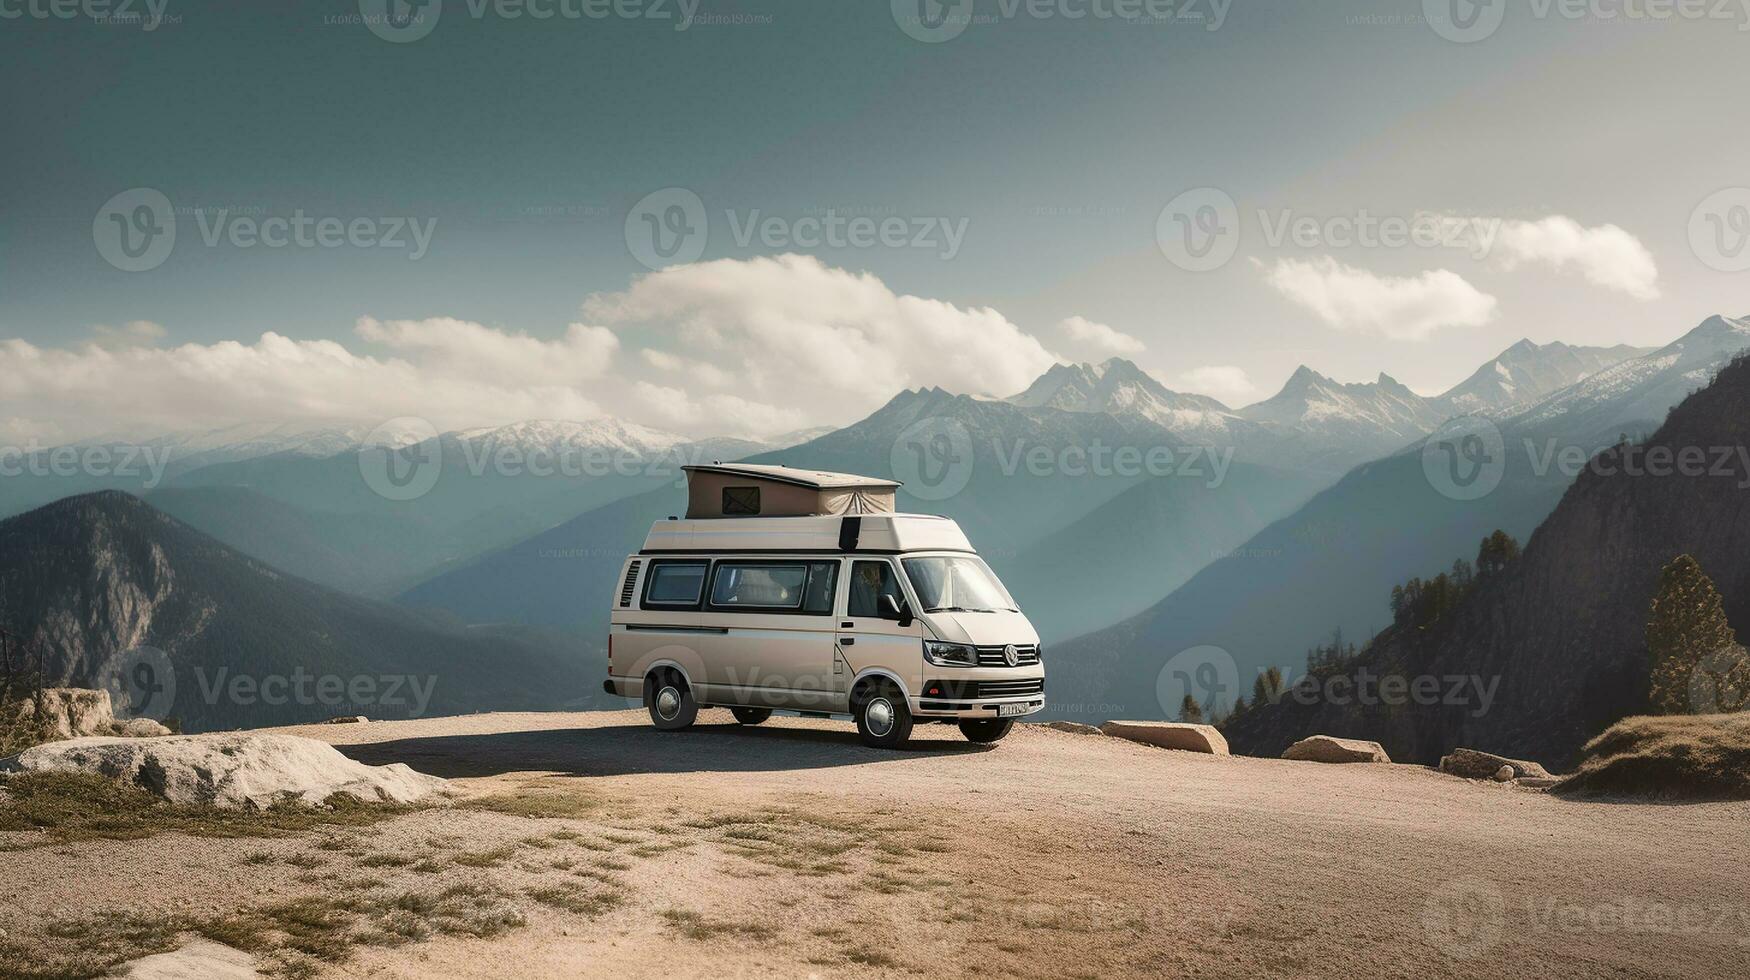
[656, 686, 681, 720]
[866, 697, 895, 737]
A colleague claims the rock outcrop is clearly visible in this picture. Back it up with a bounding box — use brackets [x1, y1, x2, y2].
[12, 688, 116, 739]
[1100, 721, 1229, 755]
[1438, 747, 1553, 781]
[1282, 735, 1391, 764]
[0, 732, 448, 808]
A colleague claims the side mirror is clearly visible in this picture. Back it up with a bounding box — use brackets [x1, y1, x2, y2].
[879, 593, 913, 628]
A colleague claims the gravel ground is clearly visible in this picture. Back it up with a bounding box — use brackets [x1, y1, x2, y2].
[4, 709, 1747, 979]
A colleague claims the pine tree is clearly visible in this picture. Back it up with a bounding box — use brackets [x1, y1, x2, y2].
[1476, 530, 1521, 576]
[1253, 666, 1286, 707]
[1647, 555, 1739, 714]
[1178, 694, 1204, 724]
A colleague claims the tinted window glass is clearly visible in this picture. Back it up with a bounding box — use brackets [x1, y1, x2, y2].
[848, 560, 900, 619]
[645, 561, 707, 606]
[711, 563, 808, 608]
[802, 561, 838, 614]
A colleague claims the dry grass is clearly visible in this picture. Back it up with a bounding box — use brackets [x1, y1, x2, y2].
[0, 771, 411, 847]
[1555, 712, 1750, 800]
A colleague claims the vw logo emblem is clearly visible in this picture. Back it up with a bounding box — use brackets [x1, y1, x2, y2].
[1003, 644, 1019, 667]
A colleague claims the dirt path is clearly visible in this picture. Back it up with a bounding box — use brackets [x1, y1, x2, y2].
[5, 710, 1747, 978]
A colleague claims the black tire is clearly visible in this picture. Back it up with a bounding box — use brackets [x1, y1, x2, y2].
[730, 707, 773, 726]
[854, 683, 913, 749]
[958, 718, 1014, 744]
[645, 671, 698, 731]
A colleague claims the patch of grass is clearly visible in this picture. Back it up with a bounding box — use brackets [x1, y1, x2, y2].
[410, 857, 445, 874]
[453, 845, 518, 868]
[0, 772, 413, 846]
[462, 790, 598, 820]
[1555, 713, 1750, 800]
[282, 852, 326, 870]
[242, 850, 277, 865]
[525, 884, 625, 917]
[359, 853, 413, 868]
[661, 909, 777, 942]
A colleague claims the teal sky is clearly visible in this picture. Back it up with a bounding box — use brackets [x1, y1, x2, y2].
[2, 0, 1747, 437]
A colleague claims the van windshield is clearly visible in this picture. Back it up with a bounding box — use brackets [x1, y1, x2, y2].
[901, 556, 1017, 613]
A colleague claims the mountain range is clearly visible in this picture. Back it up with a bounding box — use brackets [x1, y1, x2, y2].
[1044, 315, 1750, 730]
[1223, 340, 1750, 767]
[0, 492, 603, 731]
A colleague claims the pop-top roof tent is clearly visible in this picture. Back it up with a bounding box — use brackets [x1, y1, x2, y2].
[646, 464, 965, 554]
[681, 463, 900, 519]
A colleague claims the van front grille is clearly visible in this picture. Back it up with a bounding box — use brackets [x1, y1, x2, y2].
[925, 678, 1045, 700]
[975, 644, 1040, 667]
[970, 678, 1044, 699]
[618, 561, 641, 607]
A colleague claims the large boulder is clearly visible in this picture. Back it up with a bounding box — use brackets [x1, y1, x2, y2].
[1439, 747, 1553, 781]
[11, 688, 116, 739]
[0, 732, 448, 808]
[1100, 721, 1229, 755]
[114, 718, 173, 738]
[1282, 735, 1391, 764]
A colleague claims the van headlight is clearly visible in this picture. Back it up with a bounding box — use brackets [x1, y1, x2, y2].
[923, 640, 978, 667]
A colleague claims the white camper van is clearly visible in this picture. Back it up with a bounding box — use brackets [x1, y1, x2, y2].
[604, 463, 1044, 748]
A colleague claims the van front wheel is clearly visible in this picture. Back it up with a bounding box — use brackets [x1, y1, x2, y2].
[958, 718, 1014, 744]
[646, 672, 698, 731]
[854, 684, 913, 749]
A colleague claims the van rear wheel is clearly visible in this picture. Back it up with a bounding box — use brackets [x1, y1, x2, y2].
[645, 671, 697, 731]
[958, 718, 1014, 744]
[730, 707, 772, 726]
[854, 683, 913, 749]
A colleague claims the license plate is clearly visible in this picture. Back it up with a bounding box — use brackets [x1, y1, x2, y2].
[997, 702, 1031, 717]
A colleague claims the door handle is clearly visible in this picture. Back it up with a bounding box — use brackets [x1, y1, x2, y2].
[839, 638, 856, 646]
[841, 621, 854, 628]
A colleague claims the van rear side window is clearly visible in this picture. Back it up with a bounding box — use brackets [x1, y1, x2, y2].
[643, 561, 708, 607]
[708, 561, 838, 615]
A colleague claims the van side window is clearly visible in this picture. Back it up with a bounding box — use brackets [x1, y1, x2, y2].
[722, 486, 760, 515]
[802, 561, 838, 615]
[643, 560, 708, 608]
[848, 560, 899, 619]
[710, 563, 808, 609]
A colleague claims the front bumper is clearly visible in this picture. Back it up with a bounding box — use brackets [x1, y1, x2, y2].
[912, 676, 1046, 718]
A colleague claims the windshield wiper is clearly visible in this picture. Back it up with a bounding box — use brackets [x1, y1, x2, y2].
[927, 606, 1002, 613]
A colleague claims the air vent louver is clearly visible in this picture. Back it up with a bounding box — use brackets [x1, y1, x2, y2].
[619, 560, 641, 607]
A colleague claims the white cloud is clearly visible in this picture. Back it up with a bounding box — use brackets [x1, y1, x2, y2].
[1264, 256, 1497, 340]
[0, 331, 604, 443]
[583, 253, 1058, 421]
[1491, 216, 1659, 300]
[1057, 315, 1145, 356]
[0, 256, 1064, 443]
[1175, 365, 1256, 402]
[355, 316, 617, 387]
